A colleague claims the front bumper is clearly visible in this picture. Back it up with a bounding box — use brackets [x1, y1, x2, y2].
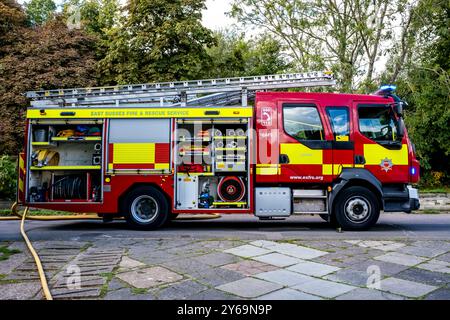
[407, 186, 420, 211]
[383, 185, 420, 213]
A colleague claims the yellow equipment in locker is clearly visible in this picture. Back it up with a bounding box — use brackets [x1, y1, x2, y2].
[31, 149, 60, 167]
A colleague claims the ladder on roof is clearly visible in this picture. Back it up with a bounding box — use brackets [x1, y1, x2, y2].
[25, 71, 335, 108]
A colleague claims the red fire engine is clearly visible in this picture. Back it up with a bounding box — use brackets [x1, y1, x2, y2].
[17, 72, 420, 230]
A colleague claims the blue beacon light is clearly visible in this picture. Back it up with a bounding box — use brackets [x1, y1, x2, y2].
[379, 84, 397, 93]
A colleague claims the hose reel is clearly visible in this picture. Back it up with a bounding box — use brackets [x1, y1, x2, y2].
[217, 176, 246, 202]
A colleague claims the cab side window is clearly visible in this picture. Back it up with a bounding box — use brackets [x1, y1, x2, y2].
[326, 107, 349, 141]
[358, 105, 398, 142]
[283, 104, 324, 141]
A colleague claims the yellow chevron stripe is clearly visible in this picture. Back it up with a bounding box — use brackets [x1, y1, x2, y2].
[280, 143, 323, 164]
[256, 164, 279, 175]
[364, 144, 408, 165]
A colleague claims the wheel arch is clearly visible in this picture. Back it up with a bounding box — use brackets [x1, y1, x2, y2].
[330, 168, 383, 214]
[118, 183, 172, 217]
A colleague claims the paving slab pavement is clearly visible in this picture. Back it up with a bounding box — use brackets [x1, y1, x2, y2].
[292, 278, 356, 298]
[116, 266, 183, 289]
[287, 260, 340, 277]
[254, 269, 315, 286]
[252, 252, 302, 267]
[216, 277, 282, 298]
[256, 288, 321, 300]
[417, 259, 450, 274]
[1, 234, 450, 300]
[374, 252, 428, 266]
[377, 277, 437, 298]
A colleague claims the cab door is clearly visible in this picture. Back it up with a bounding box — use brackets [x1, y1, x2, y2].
[352, 101, 409, 183]
[325, 106, 355, 177]
[255, 100, 279, 183]
[278, 102, 334, 184]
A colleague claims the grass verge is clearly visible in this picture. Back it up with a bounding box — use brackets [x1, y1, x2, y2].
[0, 246, 21, 261]
[0, 209, 76, 216]
[420, 187, 450, 194]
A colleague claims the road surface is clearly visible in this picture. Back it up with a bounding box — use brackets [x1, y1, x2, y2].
[1, 213, 449, 241]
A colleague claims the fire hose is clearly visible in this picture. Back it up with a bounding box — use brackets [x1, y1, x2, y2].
[2, 202, 220, 300]
[19, 206, 53, 300]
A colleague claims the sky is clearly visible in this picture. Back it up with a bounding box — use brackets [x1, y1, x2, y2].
[202, 0, 235, 31]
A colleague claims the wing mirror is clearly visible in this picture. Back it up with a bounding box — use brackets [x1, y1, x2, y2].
[394, 102, 403, 116]
[396, 118, 405, 139]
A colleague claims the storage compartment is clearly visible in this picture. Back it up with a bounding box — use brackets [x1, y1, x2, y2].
[213, 123, 247, 173]
[292, 189, 328, 214]
[27, 121, 103, 203]
[176, 174, 199, 209]
[174, 119, 250, 209]
[255, 187, 291, 217]
[293, 198, 327, 213]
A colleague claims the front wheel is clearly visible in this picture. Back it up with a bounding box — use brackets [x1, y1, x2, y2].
[123, 186, 169, 230]
[333, 186, 380, 231]
[320, 214, 338, 227]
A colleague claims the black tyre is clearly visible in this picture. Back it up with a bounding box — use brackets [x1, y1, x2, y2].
[123, 186, 169, 230]
[333, 186, 380, 231]
[319, 213, 338, 227]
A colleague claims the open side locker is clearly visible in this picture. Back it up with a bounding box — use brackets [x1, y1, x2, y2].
[174, 118, 251, 211]
[26, 119, 104, 204]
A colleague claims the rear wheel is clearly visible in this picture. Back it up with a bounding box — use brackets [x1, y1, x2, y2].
[333, 186, 380, 231]
[123, 186, 169, 230]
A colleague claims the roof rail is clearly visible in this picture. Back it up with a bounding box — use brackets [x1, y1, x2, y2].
[26, 71, 335, 108]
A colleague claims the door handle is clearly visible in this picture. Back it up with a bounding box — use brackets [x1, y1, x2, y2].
[355, 155, 366, 165]
[279, 154, 290, 164]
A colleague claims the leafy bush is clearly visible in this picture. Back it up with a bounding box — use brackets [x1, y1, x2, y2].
[0, 155, 17, 200]
[419, 170, 448, 189]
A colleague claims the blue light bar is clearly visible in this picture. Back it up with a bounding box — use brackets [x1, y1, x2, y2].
[379, 84, 397, 93]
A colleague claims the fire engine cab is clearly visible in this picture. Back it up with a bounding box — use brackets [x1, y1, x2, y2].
[18, 72, 420, 230]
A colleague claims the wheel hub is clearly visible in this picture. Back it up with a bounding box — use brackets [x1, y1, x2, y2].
[345, 197, 370, 223]
[131, 195, 159, 224]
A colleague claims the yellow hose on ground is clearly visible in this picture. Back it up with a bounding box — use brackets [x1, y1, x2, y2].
[1, 202, 101, 220]
[2, 203, 221, 221]
[20, 206, 53, 300]
[3, 203, 221, 302]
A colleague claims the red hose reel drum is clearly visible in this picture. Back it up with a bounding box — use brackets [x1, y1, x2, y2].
[217, 176, 245, 202]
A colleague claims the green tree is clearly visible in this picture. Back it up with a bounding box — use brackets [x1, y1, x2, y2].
[0, 155, 17, 200]
[0, 15, 98, 154]
[62, 0, 120, 38]
[230, 0, 420, 92]
[99, 0, 216, 84]
[391, 1, 450, 184]
[25, 0, 56, 25]
[205, 30, 291, 78]
[62, 0, 120, 66]
[0, 0, 27, 57]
